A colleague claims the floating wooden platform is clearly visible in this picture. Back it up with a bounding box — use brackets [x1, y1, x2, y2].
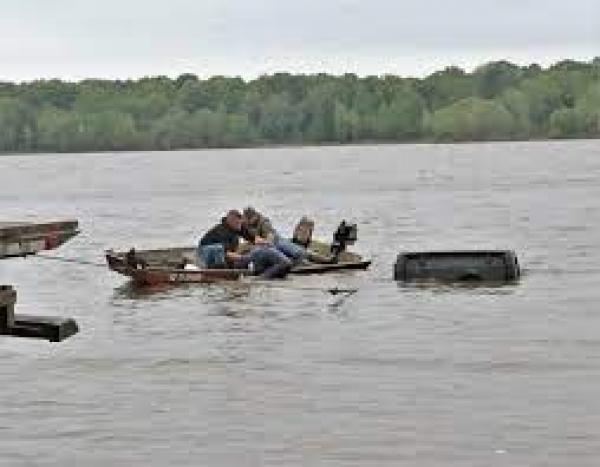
[1, 220, 80, 342]
[0, 285, 78, 342]
[9, 314, 79, 342]
[0, 286, 16, 335]
[0, 220, 79, 258]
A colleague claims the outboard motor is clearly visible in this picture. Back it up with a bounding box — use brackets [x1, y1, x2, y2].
[331, 221, 358, 260]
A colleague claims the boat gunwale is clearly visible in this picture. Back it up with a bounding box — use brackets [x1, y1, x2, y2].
[106, 252, 248, 275]
[105, 245, 371, 284]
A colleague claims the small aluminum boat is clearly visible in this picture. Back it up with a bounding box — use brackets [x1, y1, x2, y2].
[106, 242, 371, 287]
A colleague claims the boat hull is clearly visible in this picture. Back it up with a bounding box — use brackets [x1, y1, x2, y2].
[106, 253, 247, 286]
[106, 243, 371, 286]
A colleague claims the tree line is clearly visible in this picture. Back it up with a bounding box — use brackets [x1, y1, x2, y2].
[1, 58, 599, 153]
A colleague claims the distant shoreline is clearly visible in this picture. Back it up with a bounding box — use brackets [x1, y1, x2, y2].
[0, 136, 598, 157]
[1, 59, 598, 155]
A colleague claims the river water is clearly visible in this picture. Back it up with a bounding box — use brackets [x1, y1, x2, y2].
[1, 141, 600, 466]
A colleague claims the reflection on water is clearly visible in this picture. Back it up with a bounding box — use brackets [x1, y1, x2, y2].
[396, 280, 520, 296]
[2, 140, 600, 466]
[111, 280, 253, 302]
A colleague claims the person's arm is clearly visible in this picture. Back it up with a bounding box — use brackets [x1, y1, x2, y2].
[259, 218, 276, 244]
[226, 251, 243, 261]
[240, 225, 257, 244]
[253, 235, 269, 245]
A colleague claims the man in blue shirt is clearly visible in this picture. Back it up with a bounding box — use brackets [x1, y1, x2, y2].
[198, 210, 292, 279]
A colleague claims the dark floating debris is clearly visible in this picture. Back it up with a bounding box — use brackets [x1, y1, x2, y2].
[327, 287, 358, 296]
[394, 250, 521, 283]
[0, 285, 78, 342]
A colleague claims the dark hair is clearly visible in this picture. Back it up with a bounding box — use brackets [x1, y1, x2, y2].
[243, 207, 259, 219]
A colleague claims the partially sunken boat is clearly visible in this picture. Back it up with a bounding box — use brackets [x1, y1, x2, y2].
[394, 250, 521, 283]
[106, 241, 371, 287]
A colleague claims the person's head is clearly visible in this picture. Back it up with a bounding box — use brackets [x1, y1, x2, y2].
[242, 206, 261, 226]
[224, 209, 243, 231]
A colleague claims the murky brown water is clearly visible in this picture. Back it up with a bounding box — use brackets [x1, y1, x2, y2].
[1, 140, 600, 466]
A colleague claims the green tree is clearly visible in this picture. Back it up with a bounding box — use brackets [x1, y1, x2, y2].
[418, 66, 473, 110]
[333, 102, 360, 142]
[500, 88, 532, 138]
[36, 108, 81, 152]
[257, 93, 302, 143]
[430, 97, 516, 141]
[0, 98, 35, 151]
[548, 108, 588, 138]
[517, 76, 564, 133]
[473, 61, 523, 99]
[302, 84, 337, 142]
[372, 87, 425, 139]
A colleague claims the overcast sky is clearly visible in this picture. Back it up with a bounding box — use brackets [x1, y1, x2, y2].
[1, 0, 599, 82]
